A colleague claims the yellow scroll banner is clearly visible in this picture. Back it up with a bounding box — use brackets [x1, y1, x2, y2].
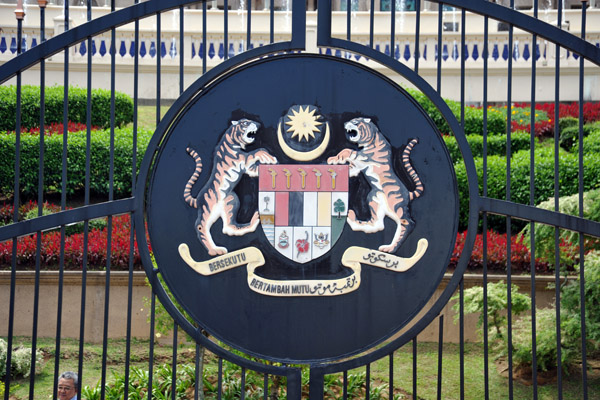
[340, 238, 429, 273]
[178, 244, 265, 275]
[178, 238, 428, 297]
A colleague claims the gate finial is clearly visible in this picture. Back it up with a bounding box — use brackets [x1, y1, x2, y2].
[38, 0, 48, 8]
[15, 0, 25, 20]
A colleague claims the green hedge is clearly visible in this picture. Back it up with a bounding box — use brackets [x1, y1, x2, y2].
[407, 88, 507, 136]
[561, 121, 600, 151]
[575, 127, 600, 154]
[0, 85, 134, 131]
[0, 128, 152, 198]
[443, 131, 532, 161]
[455, 146, 600, 231]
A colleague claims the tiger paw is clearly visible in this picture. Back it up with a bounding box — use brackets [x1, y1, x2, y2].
[347, 210, 357, 222]
[378, 244, 397, 253]
[327, 149, 353, 164]
[208, 246, 228, 256]
[256, 151, 278, 165]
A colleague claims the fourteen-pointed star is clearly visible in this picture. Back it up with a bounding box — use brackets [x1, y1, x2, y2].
[285, 106, 323, 142]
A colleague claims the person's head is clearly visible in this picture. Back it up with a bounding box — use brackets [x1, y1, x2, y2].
[58, 371, 78, 400]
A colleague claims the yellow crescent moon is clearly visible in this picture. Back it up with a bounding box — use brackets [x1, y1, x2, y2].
[277, 121, 330, 161]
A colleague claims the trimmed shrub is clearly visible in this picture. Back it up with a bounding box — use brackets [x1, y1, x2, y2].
[0, 127, 153, 198]
[567, 122, 600, 152]
[406, 88, 507, 136]
[0, 85, 133, 130]
[559, 116, 579, 132]
[519, 189, 600, 266]
[0, 338, 43, 379]
[511, 307, 576, 373]
[454, 147, 600, 232]
[443, 131, 532, 162]
[561, 250, 600, 353]
[452, 281, 530, 354]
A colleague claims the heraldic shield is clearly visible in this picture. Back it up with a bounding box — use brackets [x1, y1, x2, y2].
[258, 164, 349, 263]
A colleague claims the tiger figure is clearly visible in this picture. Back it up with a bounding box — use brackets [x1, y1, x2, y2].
[327, 117, 424, 253]
[184, 119, 278, 256]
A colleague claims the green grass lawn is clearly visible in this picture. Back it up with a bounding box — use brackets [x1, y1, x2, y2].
[364, 342, 600, 400]
[132, 105, 171, 131]
[4, 337, 599, 399]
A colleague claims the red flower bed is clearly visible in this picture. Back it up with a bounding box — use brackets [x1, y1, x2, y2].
[6, 121, 101, 136]
[450, 230, 555, 274]
[0, 214, 150, 270]
[511, 119, 553, 138]
[512, 101, 600, 138]
[0, 200, 578, 275]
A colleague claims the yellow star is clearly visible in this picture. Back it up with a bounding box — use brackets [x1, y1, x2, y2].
[285, 106, 323, 142]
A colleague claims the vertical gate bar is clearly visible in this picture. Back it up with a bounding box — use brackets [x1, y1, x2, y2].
[369, 0, 374, 48]
[436, 4, 443, 94]
[124, 2, 140, 399]
[101, 2, 117, 397]
[286, 370, 301, 400]
[343, 370, 348, 399]
[148, 290, 156, 400]
[241, 367, 246, 400]
[365, 363, 371, 400]
[412, 337, 417, 399]
[388, 353, 394, 399]
[157, 12, 162, 126]
[224, 0, 229, 59]
[149, 12, 161, 398]
[195, 344, 202, 400]
[346, 0, 351, 40]
[482, 9, 490, 400]
[459, 12, 466, 397]
[172, 323, 179, 400]
[436, 314, 444, 400]
[78, 1, 93, 397]
[414, 0, 420, 72]
[37, 0, 48, 394]
[554, 0, 564, 396]
[56, 2, 71, 398]
[247, 0, 252, 50]
[460, 8, 465, 128]
[529, 2, 539, 398]
[390, 0, 395, 61]
[291, 0, 306, 48]
[180, 5, 184, 95]
[174, 12, 184, 397]
[6, 6, 24, 400]
[217, 357, 223, 399]
[506, 2, 515, 397]
[309, 368, 325, 400]
[270, 0, 274, 44]
[203, 0, 207, 74]
[578, 3, 588, 398]
[263, 373, 268, 400]
[459, 278, 465, 400]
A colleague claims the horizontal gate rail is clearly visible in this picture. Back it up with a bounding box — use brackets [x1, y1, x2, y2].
[480, 197, 600, 238]
[0, 198, 135, 242]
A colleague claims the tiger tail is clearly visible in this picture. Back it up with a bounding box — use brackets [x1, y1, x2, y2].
[183, 147, 202, 208]
[402, 139, 424, 201]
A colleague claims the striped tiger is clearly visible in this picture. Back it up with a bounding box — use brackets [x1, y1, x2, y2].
[183, 119, 278, 256]
[327, 117, 424, 253]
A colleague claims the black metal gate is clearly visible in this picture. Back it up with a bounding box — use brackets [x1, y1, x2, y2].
[1, 0, 599, 399]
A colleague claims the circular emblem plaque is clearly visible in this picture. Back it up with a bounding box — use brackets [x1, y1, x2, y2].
[146, 54, 458, 362]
